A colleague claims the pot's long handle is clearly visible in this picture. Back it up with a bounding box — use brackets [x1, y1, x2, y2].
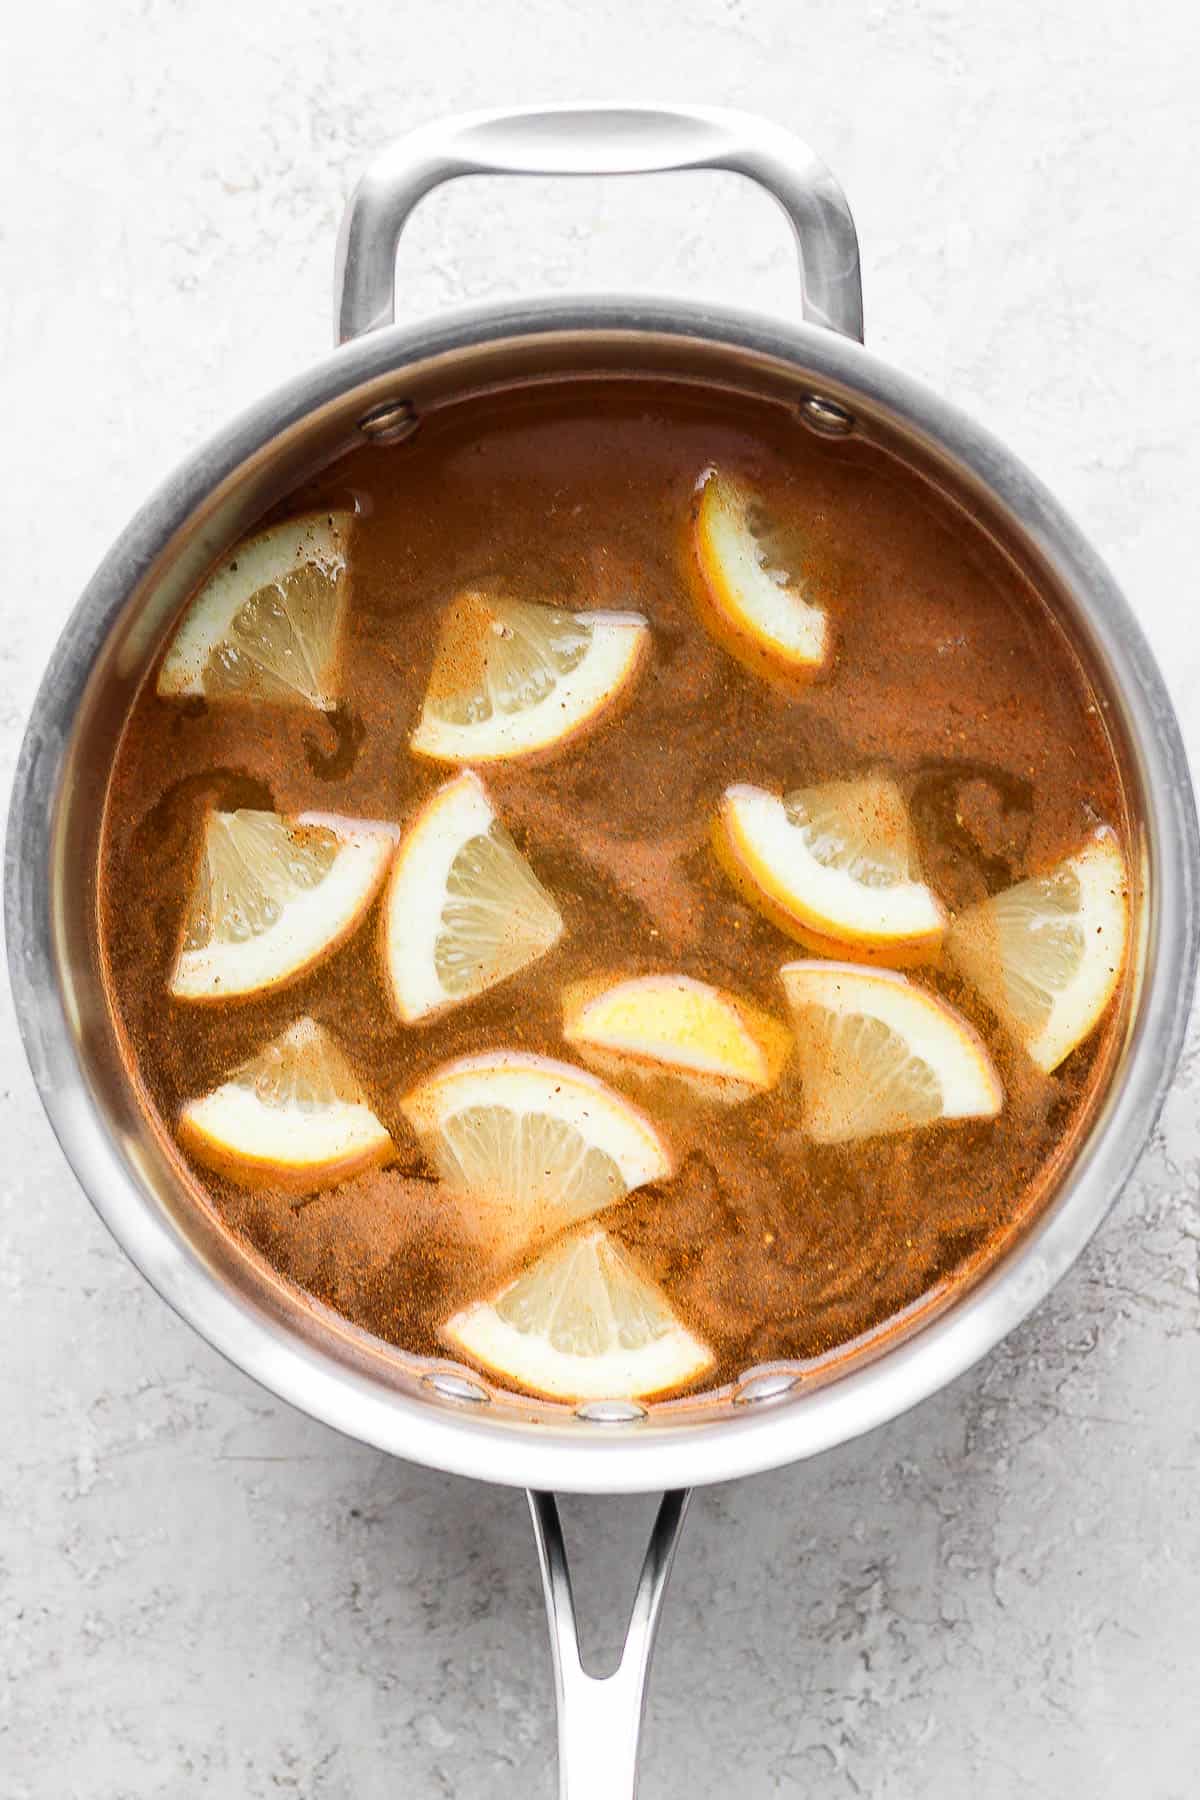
[334, 103, 863, 344]
[527, 1489, 690, 1800]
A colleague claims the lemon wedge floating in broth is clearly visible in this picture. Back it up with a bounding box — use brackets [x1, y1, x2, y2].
[444, 1227, 713, 1402]
[179, 1018, 393, 1190]
[158, 511, 352, 708]
[780, 962, 1003, 1144]
[563, 972, 791, 1103]
[384, 770, 564, 1022]
[692, 469, 829, 682]
[170, 809, 396, 1001]
[715, 778, 947, 965]
[947, 828, 1128, 1073]
[400, 1052, 671, 1250]
[410, 591, 649, 762]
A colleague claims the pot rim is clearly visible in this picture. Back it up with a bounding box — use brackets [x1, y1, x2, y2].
[8, 293, 1197, 1493]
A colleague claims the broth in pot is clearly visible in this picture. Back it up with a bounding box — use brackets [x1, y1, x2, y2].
[100, 378, 1132, 1406]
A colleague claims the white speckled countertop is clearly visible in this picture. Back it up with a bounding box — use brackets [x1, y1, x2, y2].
[3, 3, 1199, 1794]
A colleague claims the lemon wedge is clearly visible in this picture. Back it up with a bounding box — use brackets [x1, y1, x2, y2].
[400, 1052, 671, 1248]
[947, 828, 1129, 1072]
[384, 770, 564, 1022]
[171, 809, 396, 1001]
[780, 961, 1003, 1143]
[715, 778, 946, 964]
[179, 1018, 393, 1189]
[158, 511, 352, 708]
[444, 1227, 713, 1402]
[563, 972, 791, 1102]
[692, 469, 829, 682]
[410, 591, 648, 763]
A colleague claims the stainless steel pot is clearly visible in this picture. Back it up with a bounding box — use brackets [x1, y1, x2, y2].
[8, 105, 1197, 1796]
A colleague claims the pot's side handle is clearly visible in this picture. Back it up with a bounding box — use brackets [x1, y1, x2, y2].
[334, 103, 863, 345]
[527, 1488, 691, 1800]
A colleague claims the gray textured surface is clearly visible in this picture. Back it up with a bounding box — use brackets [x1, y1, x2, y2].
[3, 2, 1199, 1795]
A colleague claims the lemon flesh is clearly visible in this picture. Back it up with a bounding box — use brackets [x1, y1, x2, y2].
[444, 1227, 713, 1402]
[179, 1018, 393, 1189]
[716, 778, 946, 963]
[411, 591, 648, 762]
[171, 809, 397, 1000]
[384, 770, 563, 1022]
[693, 469, 828, 680]
[401, 1052, 671, 1248]
[158, 512, 352, 709]
[947, 828, 1128, 1072]
[563, 972, 791, 1102]
[781, 962, 1003, 1143]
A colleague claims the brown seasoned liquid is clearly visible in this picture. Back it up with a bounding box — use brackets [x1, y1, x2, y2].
[100, 378, 1129, 1395]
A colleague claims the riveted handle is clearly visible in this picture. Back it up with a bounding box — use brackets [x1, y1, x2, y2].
[527, 1489, 691, 1800]
[334, 103, 863, 344]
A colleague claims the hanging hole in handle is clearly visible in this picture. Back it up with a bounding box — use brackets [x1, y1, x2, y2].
[541, 1492, 677, 1674]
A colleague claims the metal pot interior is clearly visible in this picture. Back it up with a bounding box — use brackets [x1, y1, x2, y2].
[14, 304, 1195, 1491]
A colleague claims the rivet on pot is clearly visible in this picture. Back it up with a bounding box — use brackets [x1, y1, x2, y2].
[732, 1366, 804, 1406]
[576, 1398, 648, 1424]
[422, 1367, 490, 1406]
[798, 394, 855, 437]
[359, 398, 419, 445]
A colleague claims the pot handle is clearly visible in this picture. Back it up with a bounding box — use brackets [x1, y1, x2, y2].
[334, 103, 863, 345]
[527, 1488, 690, 1799]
